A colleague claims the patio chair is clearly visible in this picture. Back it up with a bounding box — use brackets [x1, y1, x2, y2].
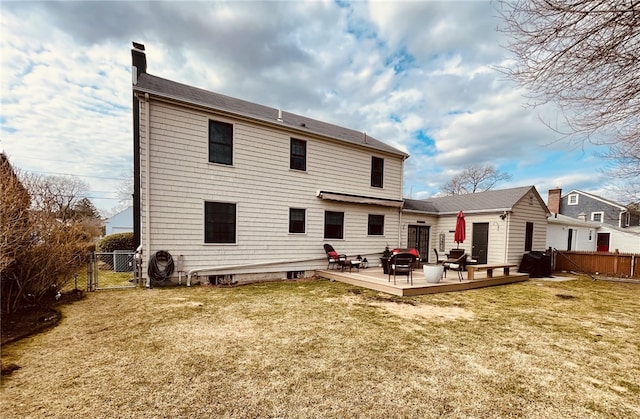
[388, 253, 417, 285]
[434, 248, 449, 277]
[433, 249, 445, 265]
[323, 244, 346, 270]
[443, 253, 468, 282]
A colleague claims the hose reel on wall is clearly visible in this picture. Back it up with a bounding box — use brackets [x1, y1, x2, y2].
[147, 250, 175, 284]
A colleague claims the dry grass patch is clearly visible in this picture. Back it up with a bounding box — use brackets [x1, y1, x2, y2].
[1, 277, 639, 418]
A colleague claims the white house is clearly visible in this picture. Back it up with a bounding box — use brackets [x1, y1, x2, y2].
[595, 225, 640, 254]
[546, 213, 599, 251]
[105, 206, 134, 236]
[131, 44, 407, 285]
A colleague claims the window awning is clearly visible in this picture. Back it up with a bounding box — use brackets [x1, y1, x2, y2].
[316, 190, 404, 208]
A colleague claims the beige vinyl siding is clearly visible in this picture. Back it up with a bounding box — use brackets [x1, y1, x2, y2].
[505, 198, 549, 263]
[140, 100, 404, 279]
[428, 213, 517, 264]
[399, 213, 438, 262]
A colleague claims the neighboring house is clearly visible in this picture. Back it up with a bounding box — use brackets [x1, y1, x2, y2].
[592, 224, 640, 254]
[131, 44, 407, 284]
[403, 186, 550, 266]
[548, 188, 639, 229]
[547, 188, 640, 252]
[546, 213, 600, 252]
[105, 206, 134, 236]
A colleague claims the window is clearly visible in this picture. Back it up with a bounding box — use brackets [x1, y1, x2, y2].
[568, 194, 579, 205]
[324, 211, 344, 239]
[591, 212, 604, 222]
[368, 214, 384, 236]
[204, 202, 236, 243]
[524, 222, 534, 251]
[289, 208, 306, 234]
[290, 138, 307, 171]
[209, 120, 233, 165]
[371, 157, 384, 188]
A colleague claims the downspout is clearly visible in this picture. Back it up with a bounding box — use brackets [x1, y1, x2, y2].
[398, 207, 403, 248]
[144, 93, 151, 288]
[398, 156, 406, 248]
[503, 212, 510, 263]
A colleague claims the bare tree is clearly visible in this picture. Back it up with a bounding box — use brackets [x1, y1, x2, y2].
[116, 169, 133, 206]
[441, 164, 512, 195]
[1, 159, 96, 314]
[21, 173, 90, 222]
[498, 0, 640, 200]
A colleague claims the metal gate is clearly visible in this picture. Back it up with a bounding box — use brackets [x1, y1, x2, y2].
[86, 251, 140, 290]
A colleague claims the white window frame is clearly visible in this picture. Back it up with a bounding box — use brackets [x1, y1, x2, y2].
[591, 211, 604, 222]
[568, 194, 579, 205]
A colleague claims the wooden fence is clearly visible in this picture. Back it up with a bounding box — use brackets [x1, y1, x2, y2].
[553, 250, 640, 279]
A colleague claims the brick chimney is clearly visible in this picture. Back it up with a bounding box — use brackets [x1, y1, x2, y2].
[547, 188, 561, 214]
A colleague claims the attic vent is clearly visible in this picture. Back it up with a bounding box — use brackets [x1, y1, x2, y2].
[277, 109, 283, 122]
[363, 132, 368, 143]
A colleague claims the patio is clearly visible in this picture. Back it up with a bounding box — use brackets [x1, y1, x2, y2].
[317, 265, 529, 296]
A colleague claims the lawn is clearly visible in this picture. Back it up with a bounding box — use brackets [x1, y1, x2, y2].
[1, 276, 639, 418]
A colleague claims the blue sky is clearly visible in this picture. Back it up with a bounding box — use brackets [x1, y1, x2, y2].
[1, 1, 614, 215]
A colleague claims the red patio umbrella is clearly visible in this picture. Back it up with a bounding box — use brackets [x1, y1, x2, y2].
[454, 211, 466, 248]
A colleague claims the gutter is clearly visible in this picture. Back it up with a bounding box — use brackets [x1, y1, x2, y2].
[402, 208, 514, 216]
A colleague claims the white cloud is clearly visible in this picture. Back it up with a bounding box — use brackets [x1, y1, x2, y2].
[0, 0, 617, 212]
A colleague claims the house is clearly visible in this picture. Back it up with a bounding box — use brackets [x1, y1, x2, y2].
[131, 43, 408, 285]
[131, 43, 552, 286]
[403, 186, 550, 265]
[547, 188, 640, 252]
[105, 206, 133, 236]
[548, 188, 639, 229]
[546, 213, 599, 251]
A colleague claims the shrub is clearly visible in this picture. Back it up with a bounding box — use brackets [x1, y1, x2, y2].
[97, 232, 135, 253]
[1, 155, 101, 314]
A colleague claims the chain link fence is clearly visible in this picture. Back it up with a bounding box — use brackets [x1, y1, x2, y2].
[89, 251, 139, 290]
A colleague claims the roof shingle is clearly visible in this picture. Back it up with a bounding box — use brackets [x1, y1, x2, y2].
[133, 73, 408, 158]
[404, 186, 543, 214]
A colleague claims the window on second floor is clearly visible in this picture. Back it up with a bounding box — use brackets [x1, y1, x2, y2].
[289, 208, 306, 234]
[591, 212, 604, 222]
[209, 120, 233, 165]
[371, 157, 384, 188]
[568, 194, 579, 205]
[290, 138, 307, 171]
[324, 211, 344, 239]
[367, 214, 384, 236]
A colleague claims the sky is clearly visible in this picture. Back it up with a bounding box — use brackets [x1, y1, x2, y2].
[1, 0, 616, 216]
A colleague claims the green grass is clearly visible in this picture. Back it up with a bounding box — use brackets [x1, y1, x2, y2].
[2, 276, 639, 418]
[61, 269, 135, 291]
